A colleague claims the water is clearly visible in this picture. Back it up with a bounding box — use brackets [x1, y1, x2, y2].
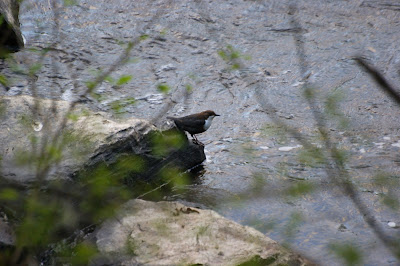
[13, 0, 400, 264]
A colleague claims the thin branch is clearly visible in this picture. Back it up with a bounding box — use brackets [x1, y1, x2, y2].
[289, 2, 400, 259]
[355, 57, 400, 105]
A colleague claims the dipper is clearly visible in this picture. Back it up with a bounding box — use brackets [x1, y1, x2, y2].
[167, 110, 220, 145]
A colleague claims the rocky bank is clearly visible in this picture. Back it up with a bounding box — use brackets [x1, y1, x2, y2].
[93, 199, 311, 266]
[0, 95, 205, 183]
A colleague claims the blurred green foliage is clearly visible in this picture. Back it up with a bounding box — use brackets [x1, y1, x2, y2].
[0, 188, 18, 201]
[0, 74, 8, 87]
[261, 123, 287, 144]
[238, 254, 277, 266]
[0, 44, 191, 266]
[116, 75, 132, 86]
[298, 146, 325, 167]
[63, 0, 78, 7]
[285, 182, 314, 198]
[283, 212, 304, 242]
[218, 45, 250, 70]
[157, 83, 170, 94]
[329, 242, 363, 266]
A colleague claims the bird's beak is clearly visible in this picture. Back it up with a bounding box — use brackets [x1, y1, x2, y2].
[215, 114, 220, 116]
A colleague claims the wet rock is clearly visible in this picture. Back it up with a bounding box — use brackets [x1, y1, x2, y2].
[0, 95, 205, 183]
[0, 0, 24, 53]
[278, 145, 302, 151]
[136, 93, 164, 104]
[338, 223, 347, 232]
[94, 199, 312, 266]
[388, 222, 397, 228]
[159, 64, 177, 72]
[0, 219, 14, 247]
[391, 141, 400, 148]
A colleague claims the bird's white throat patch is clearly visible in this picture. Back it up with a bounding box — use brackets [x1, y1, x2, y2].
[204, 115, 215, 130]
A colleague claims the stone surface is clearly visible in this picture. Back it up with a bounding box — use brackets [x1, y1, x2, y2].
[94, 199, 312, 266]
[0, 95, 205, 183]
[0, 219, 14, 247]
[0, 0, 24, 52]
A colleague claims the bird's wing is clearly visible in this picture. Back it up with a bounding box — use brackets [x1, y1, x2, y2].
[185, 117, 206, 127]
[175, 116, 205, 133]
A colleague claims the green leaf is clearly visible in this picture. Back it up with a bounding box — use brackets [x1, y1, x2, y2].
[303, 87, 315, 99]
[329, 243, 362, 266]
[232, 63, 241, 70]
[140, 34, 149, 40]
[116, 75, 132, 86]
[185, 84, 193, 92]
[47, 145, 63, 162]
[29, 63, 42, 76]
[89, 92, 103, 101]
[238, 255, 277, 266]
[218, 50, 228, 61]
[298, 146, 325, 167]
[380, 193, 400, 210]
[228, 46, 240, 60]
[160, 28, 168, 35]
[250, 172, 267, 196]
[157, 83, 170, 94]
[114, 156, 145, 177]
[332, 148, 348, 165]
[261, 124, 287, 143]
[284, 212, 304, 239]
[0, 100, 6, 118]
[125, 97, 136, 105]
[71, 243, 97, 265]
[17, 197, 59, 247]
[63, 0, 78, 6]
[0, 188, 18, 201]
[286, 182, 314, 197]
[0, 74, 8, 86]
[104, 75, 114, 83]
[67, 113, 79, 121]
[160, 167, 189, 189]
[243, 54, 252, 60]
[110, 100, 124, 113]
[152, 130, 186, 157]
[85, 81, 96, 90]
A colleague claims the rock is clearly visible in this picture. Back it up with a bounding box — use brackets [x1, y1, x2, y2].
[388, 222, 397, 228]
[338, 223, 347, 232]
[0, 0, 24, 53]
[0, 219, 14, 247]
[278, 145, 302, 152]
[391, 141, 400, 148]
[0, 95, 205, 183]
[94, 199, 312, 266]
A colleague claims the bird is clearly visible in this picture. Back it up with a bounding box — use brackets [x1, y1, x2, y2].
[167, 110, 220, 145]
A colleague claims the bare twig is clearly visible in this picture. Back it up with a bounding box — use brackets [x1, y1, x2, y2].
[355, 57, 400, 105]
[289, 2, 400, 260]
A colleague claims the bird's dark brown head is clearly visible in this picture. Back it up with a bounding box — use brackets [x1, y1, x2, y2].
[200, 110, 220, 118]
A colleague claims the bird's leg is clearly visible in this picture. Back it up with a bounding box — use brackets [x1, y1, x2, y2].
[191, 134, 204, 146]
